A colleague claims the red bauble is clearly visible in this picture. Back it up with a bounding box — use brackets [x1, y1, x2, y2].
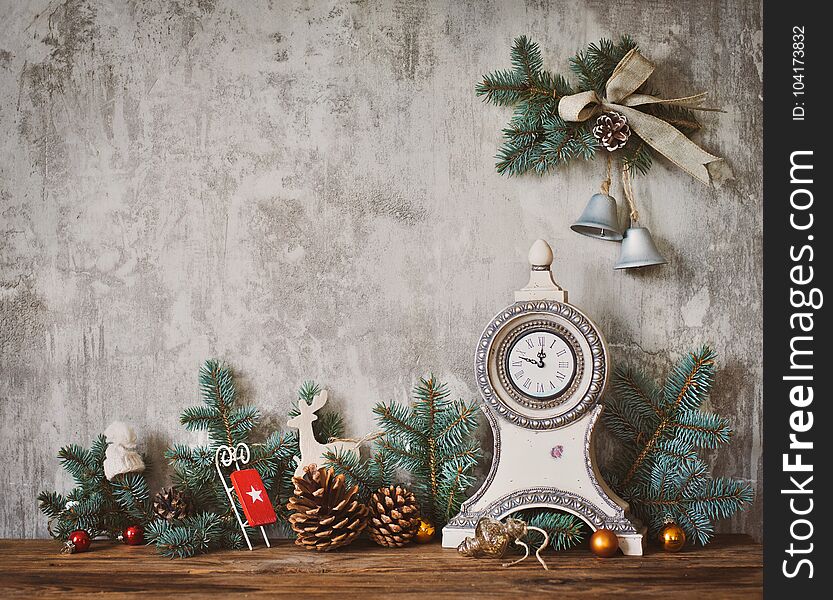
[121, 524, 144, 546]
[63, 529, 91, 554]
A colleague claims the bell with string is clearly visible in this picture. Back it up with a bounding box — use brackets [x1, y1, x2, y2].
[570, 193, 623, 241]
[614, 224, 667, 269]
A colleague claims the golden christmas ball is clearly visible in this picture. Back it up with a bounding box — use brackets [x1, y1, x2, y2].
[589, 528, 619, 558]
[659, 522, 686, 552]
[414, 519, 435, 543]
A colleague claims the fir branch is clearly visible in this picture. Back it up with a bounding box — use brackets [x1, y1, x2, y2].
[57, 443, 98, 486]
[476, 69, 530, 106]
[436, 461, 477, 526]
[372, 402, 427, 441]
[438, 439, 481, 464]
[622, 347, 716, 487]
[477, 36, 562, 106]
[511, 34, 543, 82]
[603, 346, 754, 545]
[37, 491, 67, 520]
[373, 376, 481, 528]
[315, 410, 345, 443]
[673, 410, 732, 449]
[435, 400, 479, 448]
[110, 473, 152, 522]
[495, 136, 543, 176]
[298, 380, 321, 404]
[514, 509, 587, 552]
[40, 433, 154, 541]
[479, 34, 718, 179]
[158, 360, 310, 557]
[620, 135, 653, 177]
[249, 431, 296, 478]
[376, 436, 425, 475]
[570, 36, 637, 96]
[323, 447, 379, 502]
[692, 478, 754, 522]
[180, 405, 216, 432]
[198, 360, 238, 447]
[662, 346, 716, 414]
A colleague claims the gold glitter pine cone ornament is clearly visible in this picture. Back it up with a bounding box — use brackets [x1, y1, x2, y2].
[152, 487, 192, 522]
[593, 111, 631, 151]
[367, 485, 421, 547]
[287, 465, 369, 551]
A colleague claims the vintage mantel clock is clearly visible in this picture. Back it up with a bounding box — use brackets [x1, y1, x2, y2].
[441, 240, 644, 555]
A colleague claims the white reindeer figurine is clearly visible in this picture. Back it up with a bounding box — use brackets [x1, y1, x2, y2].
[287, 390, 359, 477]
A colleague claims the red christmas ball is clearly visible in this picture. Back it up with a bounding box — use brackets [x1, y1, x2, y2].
[65, 529, 91, 553]
[121, 524, 144, 546]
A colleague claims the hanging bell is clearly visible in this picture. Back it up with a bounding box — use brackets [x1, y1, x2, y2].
[570, 193, 623, 241]
[613, 226, 667, 269]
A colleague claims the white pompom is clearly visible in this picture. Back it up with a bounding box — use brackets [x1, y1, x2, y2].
[103, 421, 145, 480]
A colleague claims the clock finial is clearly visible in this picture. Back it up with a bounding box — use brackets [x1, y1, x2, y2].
[515, 240, 567, 302]
[528, 239, 553, 269]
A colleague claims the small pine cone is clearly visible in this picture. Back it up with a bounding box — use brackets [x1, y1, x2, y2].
[593, 111, 631, 151]
[153, 487, 192, 522]
[287, 465, 368, 552]
[367, 485, 421, 547]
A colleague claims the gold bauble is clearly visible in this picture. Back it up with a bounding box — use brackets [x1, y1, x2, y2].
[659, 522, 686, 552]
[589, 528, 619, 558]
[414, 518, 435, 543]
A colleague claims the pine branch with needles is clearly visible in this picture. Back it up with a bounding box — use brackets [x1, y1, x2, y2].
[602, 346, 754, 544]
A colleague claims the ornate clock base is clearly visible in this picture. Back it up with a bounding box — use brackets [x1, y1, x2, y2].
[441, 488, 645, 556]
[442, 523, 645, 556]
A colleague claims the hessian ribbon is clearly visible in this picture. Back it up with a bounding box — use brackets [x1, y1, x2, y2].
[557, 48, 723, 186]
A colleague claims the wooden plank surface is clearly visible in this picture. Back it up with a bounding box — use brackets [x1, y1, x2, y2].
[0, 535, 762, 599]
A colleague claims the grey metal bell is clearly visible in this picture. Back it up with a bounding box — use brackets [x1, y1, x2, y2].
[571, 193, 623, 241]
[614, 226, 667, 269]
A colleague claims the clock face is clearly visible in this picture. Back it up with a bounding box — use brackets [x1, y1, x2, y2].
[504, 329, 577, 401]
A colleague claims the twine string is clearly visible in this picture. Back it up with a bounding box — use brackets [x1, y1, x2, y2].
[500, 526, 550, 570]
[329, 431, 385, 447]
[600, 153, 612, 195]
[622, 164, 640, 223]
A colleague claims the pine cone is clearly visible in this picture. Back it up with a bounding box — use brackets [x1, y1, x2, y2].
[287, 465, 368, 552]
[367, 485, 421, 547]
[153, 487, 192, 522]
[593, 111, 631, 151]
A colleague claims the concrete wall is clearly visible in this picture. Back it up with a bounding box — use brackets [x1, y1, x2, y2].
[0, 0, 762, 539]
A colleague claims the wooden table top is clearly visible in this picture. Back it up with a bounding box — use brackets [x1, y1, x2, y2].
[0, 534, 762, 599]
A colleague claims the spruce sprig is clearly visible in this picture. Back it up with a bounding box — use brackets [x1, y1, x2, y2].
[38, 434, 153, 541]
[154, 360, 298, 558]
[512, 509, 588, 552]
[478, 35, 703, 177]
[602, 346, 753, 544]
[370, 376, 481, 528]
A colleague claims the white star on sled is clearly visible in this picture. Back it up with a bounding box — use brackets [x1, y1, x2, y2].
[246, 485, 264, 503]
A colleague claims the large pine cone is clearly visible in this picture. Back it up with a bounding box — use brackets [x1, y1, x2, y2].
[593, 111, 631, 151]
[153, 487, 192, 522]
[367, 485, 421, 547]
[287, 465, 368, 551]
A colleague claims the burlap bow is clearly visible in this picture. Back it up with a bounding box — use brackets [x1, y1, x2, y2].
[558, 48, 723, 186]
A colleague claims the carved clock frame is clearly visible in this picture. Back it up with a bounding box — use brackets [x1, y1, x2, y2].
[441, 240, 645, 556]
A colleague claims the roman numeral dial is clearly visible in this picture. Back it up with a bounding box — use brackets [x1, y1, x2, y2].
[505, 329, 577, 401]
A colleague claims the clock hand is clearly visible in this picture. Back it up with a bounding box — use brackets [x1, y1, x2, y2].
[536, 348, 546, 368]
[520, 357, 539, 365]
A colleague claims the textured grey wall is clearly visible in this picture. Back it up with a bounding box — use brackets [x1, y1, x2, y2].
[0, 0, 762, 539]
